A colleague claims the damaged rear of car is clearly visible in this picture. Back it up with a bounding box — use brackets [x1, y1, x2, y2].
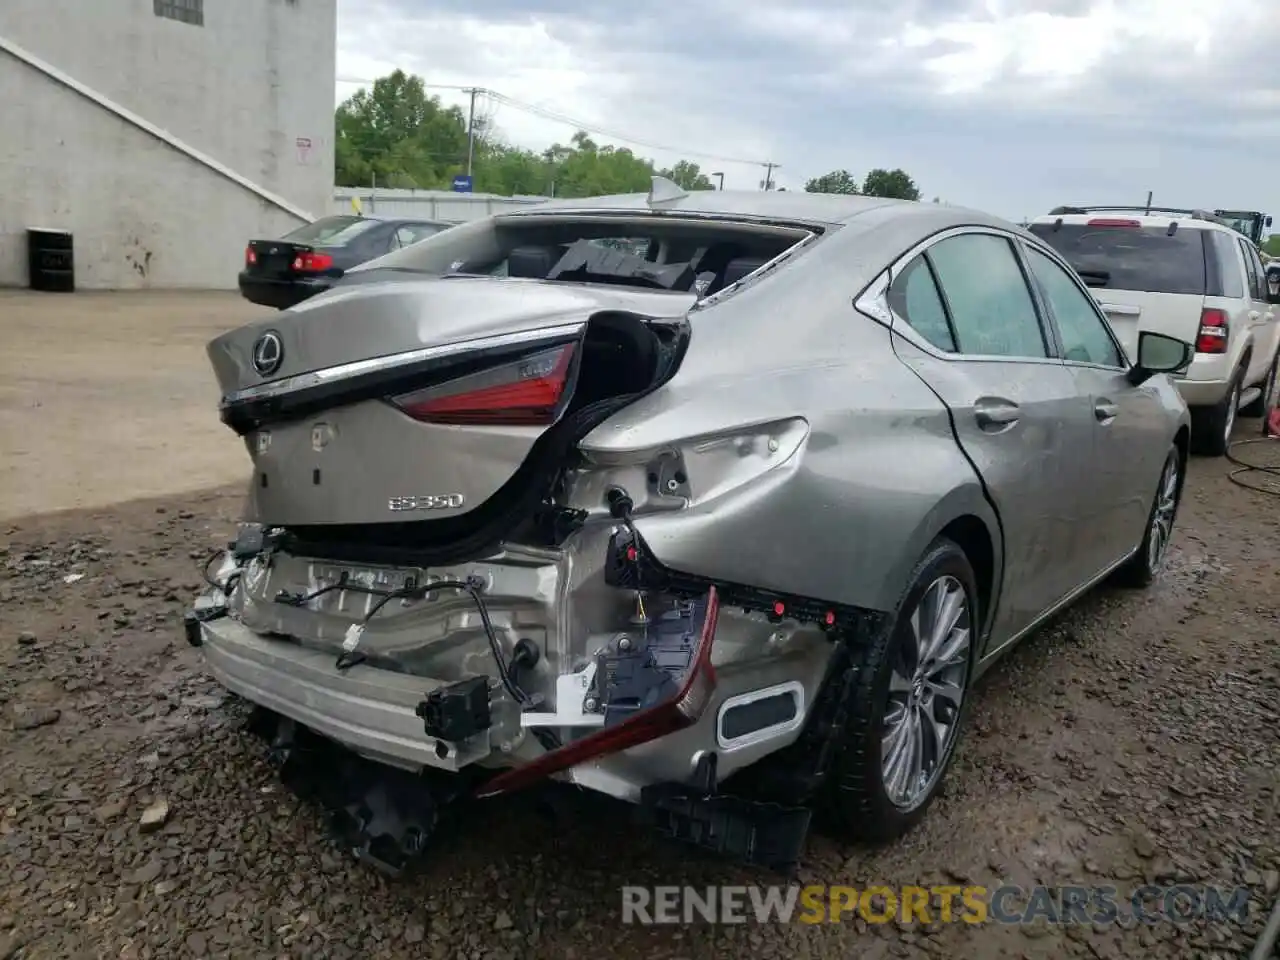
[187, 181, 1191, 875]
[189, 184, 862, 872]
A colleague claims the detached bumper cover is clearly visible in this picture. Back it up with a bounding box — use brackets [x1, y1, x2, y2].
[196, 615, 481, 771]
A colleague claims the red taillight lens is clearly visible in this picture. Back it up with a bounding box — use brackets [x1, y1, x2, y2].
[245, 246, 257, 266]
[1195, 308, 1229, 354]
[390, 343, 577, 426]
[1086, 218, 1141, 227]
[475, 587, 721, 799]
[291, 251, 333, 272]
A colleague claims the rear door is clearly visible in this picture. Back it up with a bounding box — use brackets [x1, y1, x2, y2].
[1021, 242, 1166, 572]
[1028, 220, 1209, 359]
[885, 229, 1092, 649]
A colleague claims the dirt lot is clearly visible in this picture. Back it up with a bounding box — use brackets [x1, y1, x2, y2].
[0, 290, 268, 520]
[1, 293, 1278, 959]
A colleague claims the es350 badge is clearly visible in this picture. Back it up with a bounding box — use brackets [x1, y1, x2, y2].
[387, 493, 466, 512]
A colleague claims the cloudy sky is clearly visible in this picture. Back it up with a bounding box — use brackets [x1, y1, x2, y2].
[335, 0, 1280, 223]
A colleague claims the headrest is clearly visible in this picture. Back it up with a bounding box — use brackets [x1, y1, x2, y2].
[721, 257, 768, 289]
[508, 246, 557, 279]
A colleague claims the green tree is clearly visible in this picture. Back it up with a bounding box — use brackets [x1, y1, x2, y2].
[658, 160, 714, 190]
[334, 71, 723, 199]
[804, 169, 860, 194]
[861, 168, 921, 201]
[334, 69, 469, 189]
[1262, 235, 1280, 258]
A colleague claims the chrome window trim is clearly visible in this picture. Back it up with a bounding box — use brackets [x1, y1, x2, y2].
[853, 225, 1068, 367]
[220, 321, 587, 407]
[693, 229, 820, 311]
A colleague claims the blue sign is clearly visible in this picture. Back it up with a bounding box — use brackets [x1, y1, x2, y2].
[452, 175, 473, 193]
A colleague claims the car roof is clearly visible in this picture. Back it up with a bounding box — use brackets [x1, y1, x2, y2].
[1029, 209, 1234, 233]
[502, 189, 1020, 233]
[318, 214, 449, 226]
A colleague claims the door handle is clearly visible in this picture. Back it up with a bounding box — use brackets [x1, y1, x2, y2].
[974, 399, 1020, 430]
[1094, 400, 1119, 422]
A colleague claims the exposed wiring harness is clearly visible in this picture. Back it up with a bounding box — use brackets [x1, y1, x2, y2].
[274, 573, 529, 705]
[200, 549, 242, 597]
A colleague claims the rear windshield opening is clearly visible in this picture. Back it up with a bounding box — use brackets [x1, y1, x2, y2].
[353, 213, 819, 296]
[1029, 223, 1207, 296]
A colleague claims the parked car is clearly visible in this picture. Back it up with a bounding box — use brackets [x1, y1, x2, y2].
[238, 214, 452, 310]
[1029, 206, 1280, 456]
[188, 182, 1193, 874]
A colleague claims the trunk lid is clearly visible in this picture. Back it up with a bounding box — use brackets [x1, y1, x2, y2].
[209, 276, 692, 535]
[244, 240, 341, 280]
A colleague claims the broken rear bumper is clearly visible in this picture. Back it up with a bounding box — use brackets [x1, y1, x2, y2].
[195, 614, 489, 773]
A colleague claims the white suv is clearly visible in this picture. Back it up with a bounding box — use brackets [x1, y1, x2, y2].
[1029, 207, 1280, 455]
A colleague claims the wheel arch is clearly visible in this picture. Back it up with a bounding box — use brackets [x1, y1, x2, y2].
[938, 514, 996, 646]
[882, 485, 1004, 647]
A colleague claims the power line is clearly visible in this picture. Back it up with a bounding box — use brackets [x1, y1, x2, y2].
[336, 76, 776, 172]
[485, 90, 774, 169]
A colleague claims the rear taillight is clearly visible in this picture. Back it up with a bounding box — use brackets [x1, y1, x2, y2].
[390, 343, 577, 426]
[245, 246, 257, 266]
[1195, 308, 1229, 354]
[291, 251, 333, 272]
[475, 587, 721, 799]
[1087, 218, 1141, 227]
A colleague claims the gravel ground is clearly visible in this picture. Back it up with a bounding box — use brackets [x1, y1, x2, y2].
[2, 451, 1279, 960]
[0, 290, 264, 520]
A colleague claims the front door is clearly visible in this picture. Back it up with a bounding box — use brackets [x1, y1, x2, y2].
[1022, 243, 1166, 572]
[883, 231, 1092, 651]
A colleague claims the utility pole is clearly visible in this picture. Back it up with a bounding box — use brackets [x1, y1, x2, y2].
[465, 87, 479, 177]
[1144, 190, 1153, 214]
[762, 162, 778, 191]
[712, 171, 724, 190]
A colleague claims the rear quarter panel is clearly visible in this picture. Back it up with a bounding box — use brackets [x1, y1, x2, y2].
[580, 289, 1001, 617]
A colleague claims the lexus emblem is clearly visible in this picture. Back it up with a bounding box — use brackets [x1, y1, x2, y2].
[251, 331, 283, 376]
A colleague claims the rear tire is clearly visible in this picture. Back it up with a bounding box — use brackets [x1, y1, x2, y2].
[1189, 372, 1241, 457]
[1240, 352, 1278, 418]
[821, 537, 977, 844]
[1114, 444, 1183, 588]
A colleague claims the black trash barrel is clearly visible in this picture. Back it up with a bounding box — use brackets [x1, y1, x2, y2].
[27, 229, 75, 292]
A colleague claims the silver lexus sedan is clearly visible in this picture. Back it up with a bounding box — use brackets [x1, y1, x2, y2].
[187, 180, 1193, 874]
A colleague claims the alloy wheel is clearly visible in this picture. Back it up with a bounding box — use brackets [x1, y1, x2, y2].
[1147, 454, 1180, 572]
[881, 575, 971, 811]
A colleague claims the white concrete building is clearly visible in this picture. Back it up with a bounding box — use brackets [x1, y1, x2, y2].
[0, 0, 335, 290]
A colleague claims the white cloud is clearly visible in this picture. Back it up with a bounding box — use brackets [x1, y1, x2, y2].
[334, 0, 1280, 221]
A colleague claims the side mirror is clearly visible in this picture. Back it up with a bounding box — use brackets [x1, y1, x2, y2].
[1268, 271, 1280, 305]
[1127, 331, 1192, 386]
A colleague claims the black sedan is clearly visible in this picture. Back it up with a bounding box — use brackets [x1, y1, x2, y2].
[239, 214, 452, 309]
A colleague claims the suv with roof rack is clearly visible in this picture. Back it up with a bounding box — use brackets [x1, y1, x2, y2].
[1029, 206, 1280, 455]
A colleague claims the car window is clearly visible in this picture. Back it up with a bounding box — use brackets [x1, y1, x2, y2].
[1208, 231, 1245, 299]
[283, 216, 379, 246]
[397, 224, 443, 247]
[1025, 247, 1124, 367]
[927, 234, 1047, 358]
[1028, 223, 1207, 296]
[887, 255, 956, 352]
[1239, 238, 1265, 301]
